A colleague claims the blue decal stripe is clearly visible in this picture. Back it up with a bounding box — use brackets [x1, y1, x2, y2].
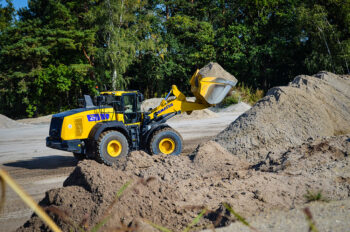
[87, 113, 110, 122]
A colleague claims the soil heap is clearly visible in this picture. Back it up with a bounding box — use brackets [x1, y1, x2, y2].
[214, 71, 350, 163]
[17, 71, 350, 231]
[0, 114, 26, 128]
[17, 115, 52, 125]
[18, 134, 350, 232]
[217, 102, 251, 113]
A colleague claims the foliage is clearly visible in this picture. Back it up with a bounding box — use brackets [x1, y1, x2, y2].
[0, 0, 97, 117]
[0, 0, 349, 118]
[237, 84, 264, 105]
[0, 0, 14, 30]
[222, 93, 240, 107]
[93, 0, 156, 90]
[304, 190, 328, 203]
[222, 85, 264, 107]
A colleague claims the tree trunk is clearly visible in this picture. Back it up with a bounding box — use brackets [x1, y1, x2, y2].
[112, 69, 117, 90]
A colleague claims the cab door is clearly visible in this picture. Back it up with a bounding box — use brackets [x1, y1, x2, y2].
[122, 93, 141, 124]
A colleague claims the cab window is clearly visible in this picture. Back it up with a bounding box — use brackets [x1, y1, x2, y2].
[123, 94, 136, 113]
[102, 94, 122, 112]
[123, 94, 139, 124]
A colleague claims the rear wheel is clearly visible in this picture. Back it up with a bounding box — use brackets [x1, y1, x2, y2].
[96, 131, 129, 166]
[149, 128, 183, 155]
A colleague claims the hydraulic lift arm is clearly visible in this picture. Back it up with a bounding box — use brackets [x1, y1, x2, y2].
[147, 85, 212, 121]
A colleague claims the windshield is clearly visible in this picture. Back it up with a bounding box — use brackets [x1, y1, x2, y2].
[123, 94, 136, 113]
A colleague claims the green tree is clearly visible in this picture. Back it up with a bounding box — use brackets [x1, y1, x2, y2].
[297, 1, 350, 74]
[1, 0, 349, 118]
[0, 0, 96, 117]
[0, 0, 14, 30]
[93, 0, 157, 90]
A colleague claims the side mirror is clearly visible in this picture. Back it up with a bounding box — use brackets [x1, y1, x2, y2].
[84, 95, 95, 108]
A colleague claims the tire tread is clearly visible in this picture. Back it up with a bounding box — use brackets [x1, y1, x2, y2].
[148, 127, 183, 155]
[96, 130, 128, 165]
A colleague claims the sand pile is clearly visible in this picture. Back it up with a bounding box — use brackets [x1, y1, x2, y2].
[0, 114, 26, 128]
[218, 102, 251, 113]
[18, 134, 350, 231]
[17, 71, 350, 231]
[170, 109, 217, 121]
[17, 115, 52, 124]
[141, 98, 164, 111]
[214, 71, 350, 163]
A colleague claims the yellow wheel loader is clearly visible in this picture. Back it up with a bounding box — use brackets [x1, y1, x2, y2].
[46, 69, 237, 166]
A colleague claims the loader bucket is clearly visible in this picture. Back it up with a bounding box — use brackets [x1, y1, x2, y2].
[190, 64, 237, 105]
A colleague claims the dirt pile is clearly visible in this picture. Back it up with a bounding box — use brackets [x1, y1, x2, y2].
[17, 115, 52, 124]
[18, 134, 350, 231]
[0, 114, 26, 128]
[218, 102, 251, 113]
[141, 98, 164, 111]
[214, 71, 350, 163]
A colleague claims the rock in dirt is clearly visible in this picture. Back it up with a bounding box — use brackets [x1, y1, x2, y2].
[18, 134, 350, 232]
[214, 71, 350, 163]
[199, 62, 238, 84]
[0, 114, 26, 128]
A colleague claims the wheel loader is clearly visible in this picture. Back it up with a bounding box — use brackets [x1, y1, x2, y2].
[46, 69, 237, 166]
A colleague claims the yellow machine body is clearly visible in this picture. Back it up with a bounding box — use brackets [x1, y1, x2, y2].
[60, 108, 114, 140]
[55, 90, 142, 141]
[59, 110, 142, 140]
[46, 68, 237, 163]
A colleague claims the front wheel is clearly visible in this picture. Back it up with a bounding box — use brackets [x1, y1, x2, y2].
[149, 128, 183, 155]
[96, 131, 129, 166]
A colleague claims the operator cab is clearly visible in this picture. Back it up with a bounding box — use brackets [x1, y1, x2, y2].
[97, 91, 143, 124]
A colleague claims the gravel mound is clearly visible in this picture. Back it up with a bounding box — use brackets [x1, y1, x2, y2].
[141, 98, 164, 111]
[16, 71, 350, 231]
[218, 102, 251, 113]
[0, 114, 26, 128]
[17, 115, 52, 124]
[214, 71, 350, 163]
[18, 135, 350, 231]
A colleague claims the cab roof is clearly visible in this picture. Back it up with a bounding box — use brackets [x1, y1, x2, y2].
[100, 90, 138, 96]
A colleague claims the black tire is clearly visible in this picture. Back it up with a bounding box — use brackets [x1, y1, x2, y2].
[96, 131, 129, 166]
[148, 128, 183, 155]
[73, 152, 85, 161]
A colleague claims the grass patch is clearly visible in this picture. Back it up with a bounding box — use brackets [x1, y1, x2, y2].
[222, 83, 264, 107]
[304, 190, 328, 203]
[222, 92, 240, 107]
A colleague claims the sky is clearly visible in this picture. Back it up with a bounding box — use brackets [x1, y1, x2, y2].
[4, 0, 28, 10]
